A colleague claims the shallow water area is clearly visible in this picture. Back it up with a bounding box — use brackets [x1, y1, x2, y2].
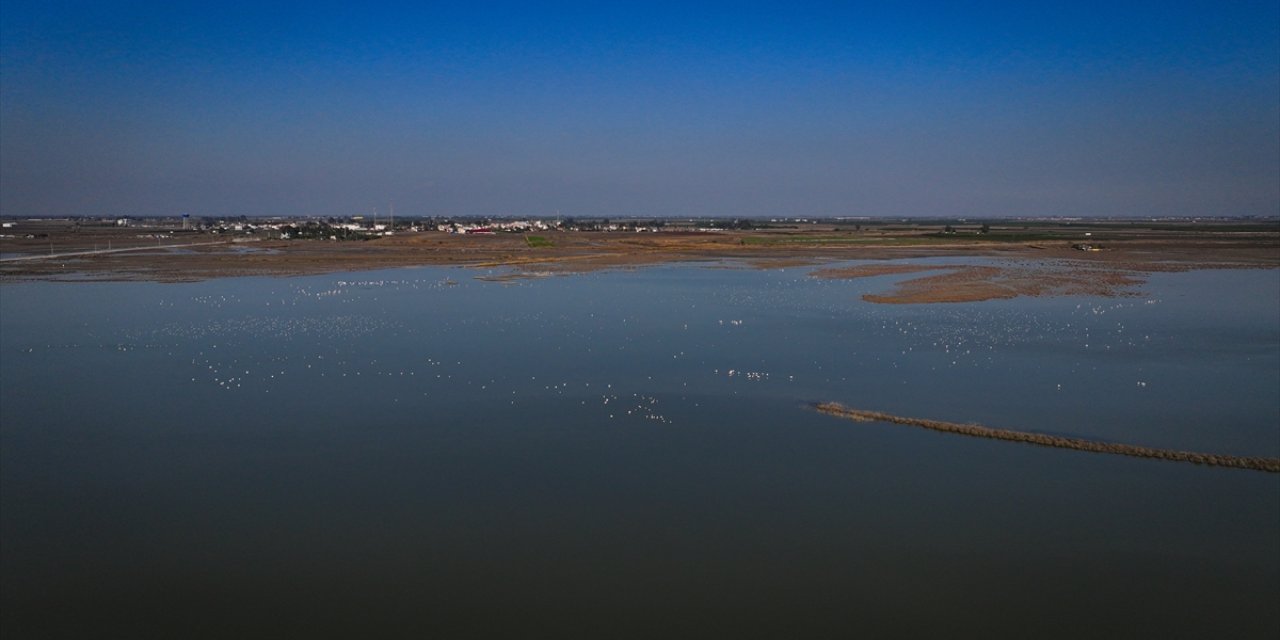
[2, 261, 1277, 637]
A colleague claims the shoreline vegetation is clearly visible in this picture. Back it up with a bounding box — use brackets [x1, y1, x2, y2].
[814, 403, 1280, 473]
[2, 219, 1276, 303]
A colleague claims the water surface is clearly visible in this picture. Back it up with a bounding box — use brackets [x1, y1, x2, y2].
[2, 262, 1277, 637]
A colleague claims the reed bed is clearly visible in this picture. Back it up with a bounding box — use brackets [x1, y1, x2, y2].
[815, 402, 1280, 473]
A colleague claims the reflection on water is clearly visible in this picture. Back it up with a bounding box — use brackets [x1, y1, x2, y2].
[2, 262, 1278, 637]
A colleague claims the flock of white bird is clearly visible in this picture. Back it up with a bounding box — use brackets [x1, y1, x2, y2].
[14, 266, 1172, 426]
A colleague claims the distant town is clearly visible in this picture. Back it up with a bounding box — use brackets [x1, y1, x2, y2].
[3, 213, 1276, 243]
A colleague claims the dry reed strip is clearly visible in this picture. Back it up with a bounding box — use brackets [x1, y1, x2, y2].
[814, 403, 1280, 473]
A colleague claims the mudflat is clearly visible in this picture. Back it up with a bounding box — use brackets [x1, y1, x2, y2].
[2, 220, 1276, 303]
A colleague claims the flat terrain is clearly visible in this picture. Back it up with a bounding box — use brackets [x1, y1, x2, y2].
[3, 219, 1276, 302]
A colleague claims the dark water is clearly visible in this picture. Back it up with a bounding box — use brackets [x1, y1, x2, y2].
[2, 262, 1278, 638]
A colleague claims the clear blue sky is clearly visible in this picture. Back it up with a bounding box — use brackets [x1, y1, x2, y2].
[2, 1, 1277, 217]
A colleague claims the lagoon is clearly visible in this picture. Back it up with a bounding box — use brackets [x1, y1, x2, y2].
[2, 261, 1278, 637]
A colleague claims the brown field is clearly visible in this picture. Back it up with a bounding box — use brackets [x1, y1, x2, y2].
[2, 219, 1276, 303]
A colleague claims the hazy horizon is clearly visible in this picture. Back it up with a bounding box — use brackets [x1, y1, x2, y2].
[3, 1, 1278, 219]
[4, 212, 1280, 222]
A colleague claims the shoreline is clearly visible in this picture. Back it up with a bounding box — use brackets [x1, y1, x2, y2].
[2, 226, 1276, 303]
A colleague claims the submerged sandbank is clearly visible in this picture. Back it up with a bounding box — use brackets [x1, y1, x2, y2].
[816, 403, 1280, 473]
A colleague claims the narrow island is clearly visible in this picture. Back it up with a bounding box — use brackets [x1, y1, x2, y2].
[815, 402, 1280, 473]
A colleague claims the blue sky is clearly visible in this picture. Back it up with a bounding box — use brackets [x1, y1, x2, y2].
[2, 1, 1277, 217]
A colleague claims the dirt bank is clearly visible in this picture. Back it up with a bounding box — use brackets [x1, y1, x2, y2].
[816, 403, 1280, 473]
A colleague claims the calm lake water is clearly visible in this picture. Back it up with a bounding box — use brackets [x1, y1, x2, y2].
[2, 261, 1278, 638]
